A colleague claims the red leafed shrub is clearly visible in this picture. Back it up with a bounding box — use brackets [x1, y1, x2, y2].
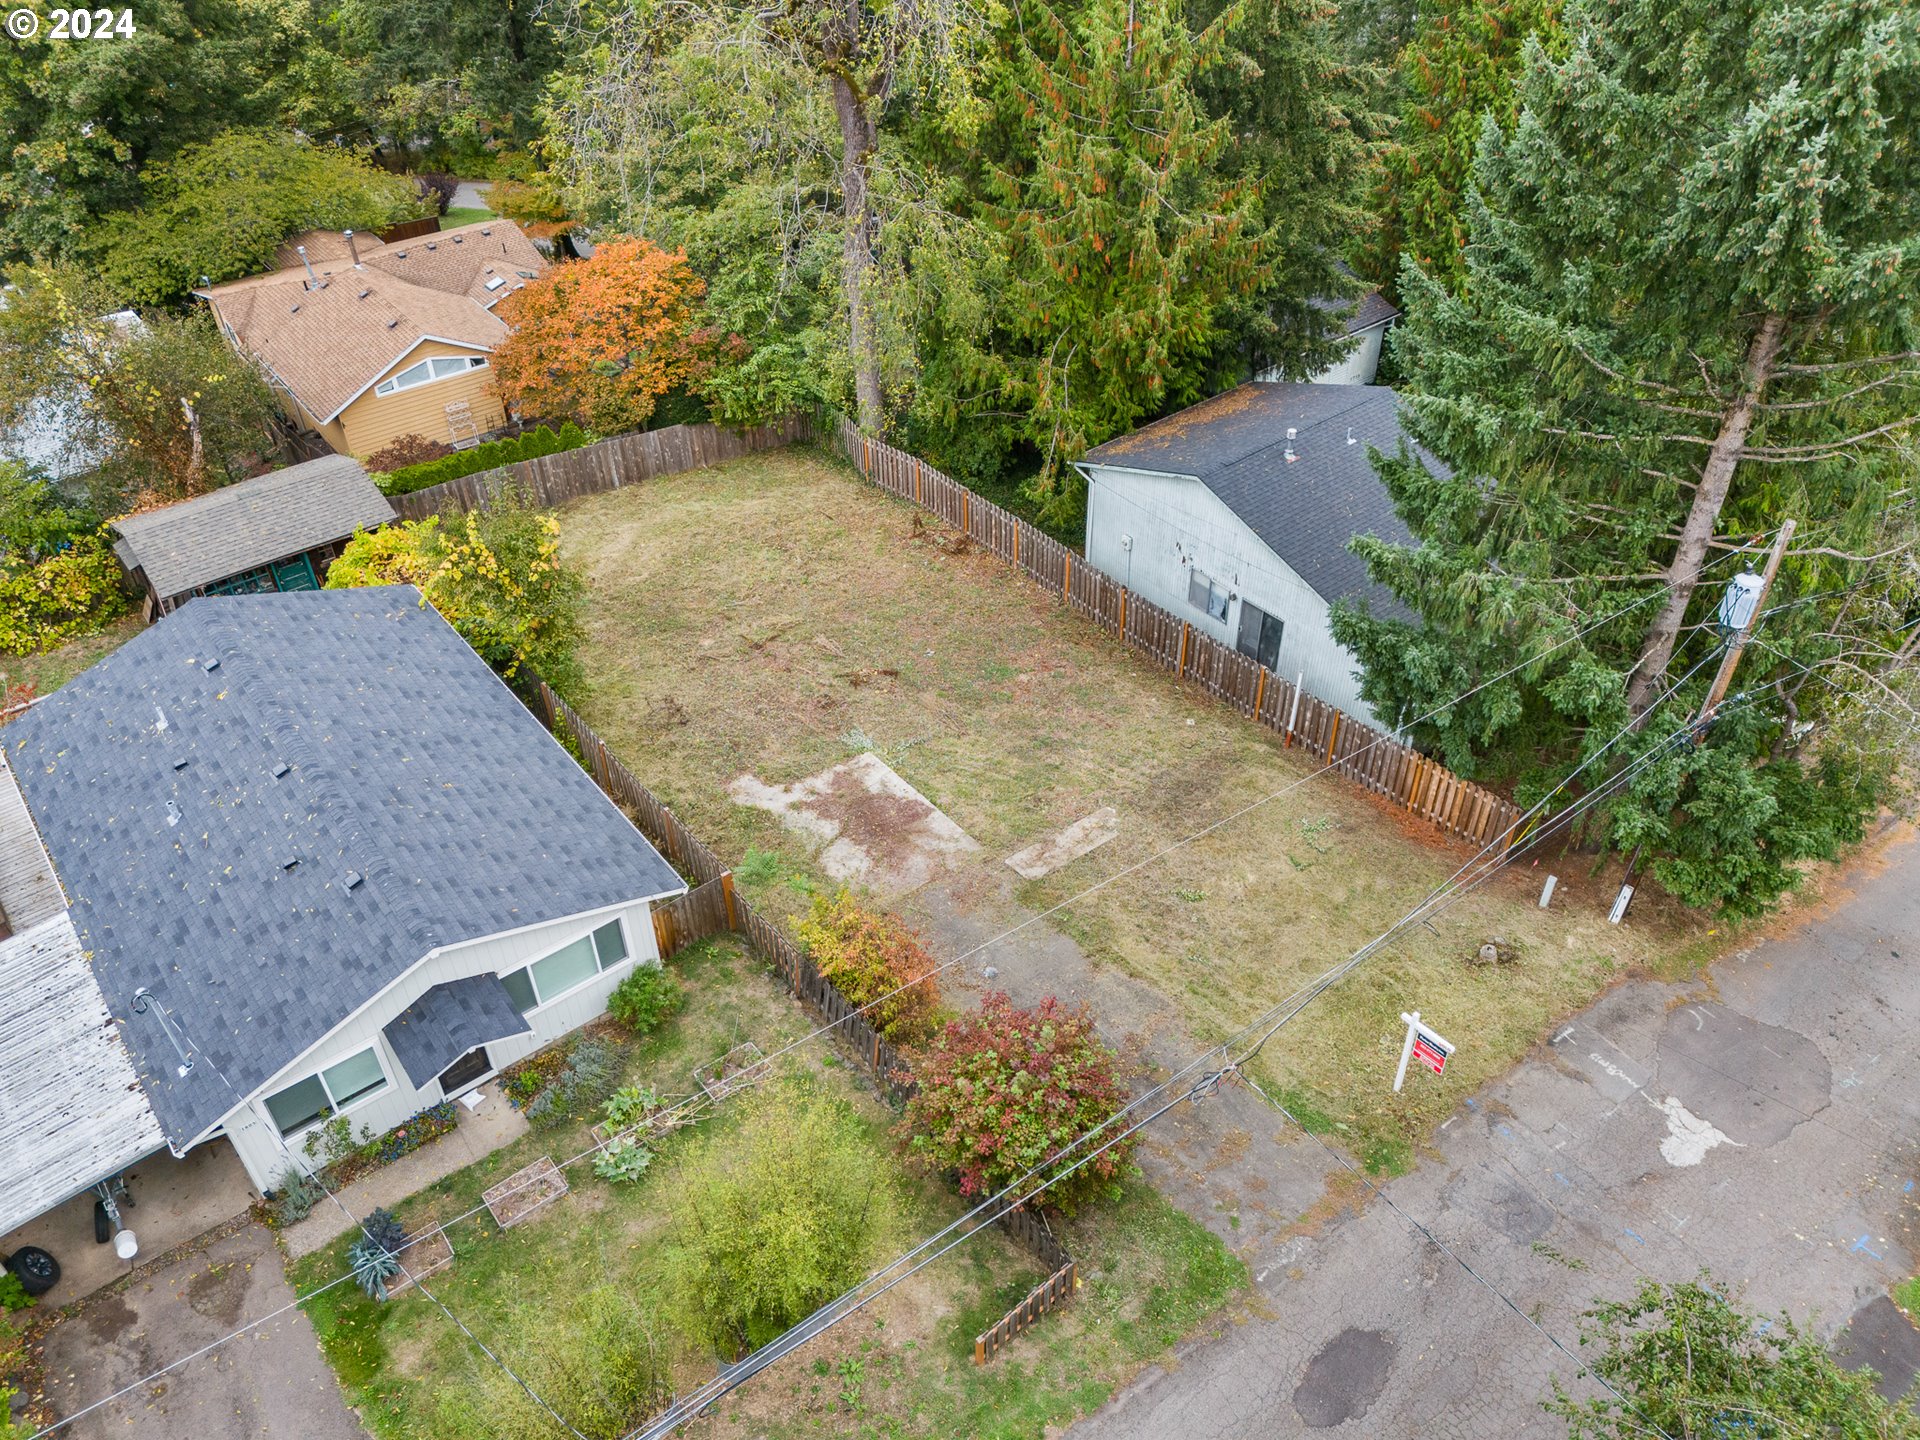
[791, 889, 941, 1044]
[902, 992, 1134, 1214]
[364, 433, 455, 474]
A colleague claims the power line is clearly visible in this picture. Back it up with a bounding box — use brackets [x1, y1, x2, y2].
[25, 549, 1755, 1440]
[621, 671, 1737, 1439]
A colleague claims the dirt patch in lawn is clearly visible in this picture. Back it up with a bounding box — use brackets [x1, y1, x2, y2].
[729, 751, 980, 893]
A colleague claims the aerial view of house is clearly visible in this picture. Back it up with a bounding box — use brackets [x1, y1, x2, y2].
[0, 587, 684, 1219]
[196, 220, 549, 457]
[1077, 383, 1427, 723]
[111, 454, 395, 617]
[0, 2, 1913, 1437]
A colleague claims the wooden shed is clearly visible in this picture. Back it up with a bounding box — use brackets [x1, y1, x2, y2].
[111, 455, 396, 618]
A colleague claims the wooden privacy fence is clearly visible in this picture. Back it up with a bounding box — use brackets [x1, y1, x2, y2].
[392, 416, 812, 522]
[532, 677, 1075, 1354]
[824, 414, 1523, 849]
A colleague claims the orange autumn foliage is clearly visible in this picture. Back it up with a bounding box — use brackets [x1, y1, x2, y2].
[492, 238, 708, 434]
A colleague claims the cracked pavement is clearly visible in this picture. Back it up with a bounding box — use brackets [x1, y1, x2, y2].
[1065, 825, 1920, 1437]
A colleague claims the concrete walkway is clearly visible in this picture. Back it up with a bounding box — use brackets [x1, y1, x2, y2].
[38, 1222, 368, 1440]
[281, 1083, 526, 1258]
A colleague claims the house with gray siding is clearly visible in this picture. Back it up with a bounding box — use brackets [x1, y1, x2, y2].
[1077, 382, 1434, 728]
[0, 587, 685, 1201]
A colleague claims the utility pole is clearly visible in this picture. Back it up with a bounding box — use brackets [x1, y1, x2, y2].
[1695, 518, 1796, 733]
[1612, 518, 1796, 925]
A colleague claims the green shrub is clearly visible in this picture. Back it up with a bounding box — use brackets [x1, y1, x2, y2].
[443, 1286, 666, 1440]
[348, 1236, 404, 1302]
[606, 965, 682, 1037]
[671, 1078, 897, 1352]
[0, 529, 130, 654]
[0, 1274, 29, 1312]
[525, 1038, 621, 1128]
[791, 889, 942, 1044]
[372, 423, 594, 497]
[268, 1166, 326, 1226]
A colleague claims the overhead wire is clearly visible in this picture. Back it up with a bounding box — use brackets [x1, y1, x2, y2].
[25, 544, 1759, 1440]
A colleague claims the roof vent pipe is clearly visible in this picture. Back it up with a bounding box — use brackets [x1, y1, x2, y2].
[1346, 427, 1356, 445]
[296, 245, 320, 290]
[344, 229, 359, 265]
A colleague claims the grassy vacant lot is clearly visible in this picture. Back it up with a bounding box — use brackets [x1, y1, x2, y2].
[293, 936, 1243, 1440]
[560, 446, 1728, 1170]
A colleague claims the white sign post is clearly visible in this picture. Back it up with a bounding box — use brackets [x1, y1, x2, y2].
[1393, 1011, 1456, 1093]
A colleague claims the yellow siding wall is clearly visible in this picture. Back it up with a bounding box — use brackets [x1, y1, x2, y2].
[338, 341, 507, 458]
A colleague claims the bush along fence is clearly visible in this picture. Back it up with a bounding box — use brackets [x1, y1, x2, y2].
[820, 413, 1524, 850]
[391, 416, 812, 522]
[531, 679, 1076, 1359]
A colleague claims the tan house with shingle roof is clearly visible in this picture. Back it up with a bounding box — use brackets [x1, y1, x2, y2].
[197, 220, 548, 458]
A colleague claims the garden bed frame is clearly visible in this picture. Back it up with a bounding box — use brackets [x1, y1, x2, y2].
[693, 1041, 769, 1101]
[387, 1226, 454, 1294]
[482, 1156, 570, 1229]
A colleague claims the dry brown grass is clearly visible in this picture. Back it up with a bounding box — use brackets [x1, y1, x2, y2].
[560, 445, 1731, 1170]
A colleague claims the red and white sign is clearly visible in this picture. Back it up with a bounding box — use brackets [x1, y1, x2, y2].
[1394, 1011, 1457, 1092]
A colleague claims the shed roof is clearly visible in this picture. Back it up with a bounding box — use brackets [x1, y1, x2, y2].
[1310, 262, 1401, 336]
[0, 912, 166, 1237]
[111, 456, 395, 601]
[6, 588, 686, 1148]
[1080, 382, 1433, 616]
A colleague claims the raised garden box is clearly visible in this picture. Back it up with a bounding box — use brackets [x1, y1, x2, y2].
[694, 1041, 768, 1101]
[482, 1156, 569, 1229]
[387, 1226, 454, 1294]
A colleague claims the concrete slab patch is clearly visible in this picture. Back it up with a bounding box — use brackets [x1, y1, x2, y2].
[730, 752, 979, 893]
[1647, 1094, 1744, 1167]
[1655, 1002, 1831, 1145]
[1837, 1296, 1920, 1401]
[1293, 1327, 1395, 1428]
[1549, 1020, 1653, 1102]
[1004, 806, 1121, 879]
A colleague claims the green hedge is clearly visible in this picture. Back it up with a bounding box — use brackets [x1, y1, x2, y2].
[373, 423, 595, 497]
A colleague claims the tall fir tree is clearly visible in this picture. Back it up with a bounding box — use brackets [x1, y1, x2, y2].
[1331, 0, 1920, 914]
[1357, 0, 1560, 297]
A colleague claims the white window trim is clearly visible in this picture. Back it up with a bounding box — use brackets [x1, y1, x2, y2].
[506, 917, 633, 1016]
[265, 1041, 396, 1141]
[374, 354, 488, 398]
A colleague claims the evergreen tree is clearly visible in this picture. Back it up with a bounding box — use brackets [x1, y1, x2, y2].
[1331, 0, 1920, 914]
[1357, 0, 1560, 297]
[958, 0, 1271, 526]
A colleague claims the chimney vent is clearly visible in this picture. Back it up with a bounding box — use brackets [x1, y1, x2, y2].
[296, 245, 321, 290]
[344, 229, 359, 265]
[1285, 427, 1297, 440]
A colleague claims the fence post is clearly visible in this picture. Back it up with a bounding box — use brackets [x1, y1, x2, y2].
[1118, 587, 1127, 640]
[1063, 553, 1071, 603]
[721, 871, 737, 929]
[963, 492, 970, 535]
[1254, 668, 1266, 718]
[1285, 674, 1303, 747]
[1325, 711, 1343, 765]
[1178, 623, 1189, 678]
[1014, 527, 1020, 567]
[653, 907, 674, 959]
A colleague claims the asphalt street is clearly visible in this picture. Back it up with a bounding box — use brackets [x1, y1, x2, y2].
[1071, 825, 1920, 1438]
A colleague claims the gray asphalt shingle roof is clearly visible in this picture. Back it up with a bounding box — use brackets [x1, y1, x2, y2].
[6, 588, 684, 1148]
[111, 456, 395, 601]
[1310, 262, 1401, 336]
[382, 975, 532, 1089]
[1080, 382, 1433, 618]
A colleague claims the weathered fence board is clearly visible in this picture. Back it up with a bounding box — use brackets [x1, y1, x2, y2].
[822, 412, 1523, 852]
[392, 417, 811, 522]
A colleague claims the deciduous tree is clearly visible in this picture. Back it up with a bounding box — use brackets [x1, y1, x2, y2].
[1548, 1277, 1920, 1438]
[0, 265, 279, 511]
[491, 237, 707, 434]
[90, 131, 423, 305]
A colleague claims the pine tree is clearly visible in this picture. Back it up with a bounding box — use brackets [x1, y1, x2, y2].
[1332, 0, 1920, 914]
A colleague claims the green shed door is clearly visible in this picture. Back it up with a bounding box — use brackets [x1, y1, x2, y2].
[271, 555, 319, 592]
